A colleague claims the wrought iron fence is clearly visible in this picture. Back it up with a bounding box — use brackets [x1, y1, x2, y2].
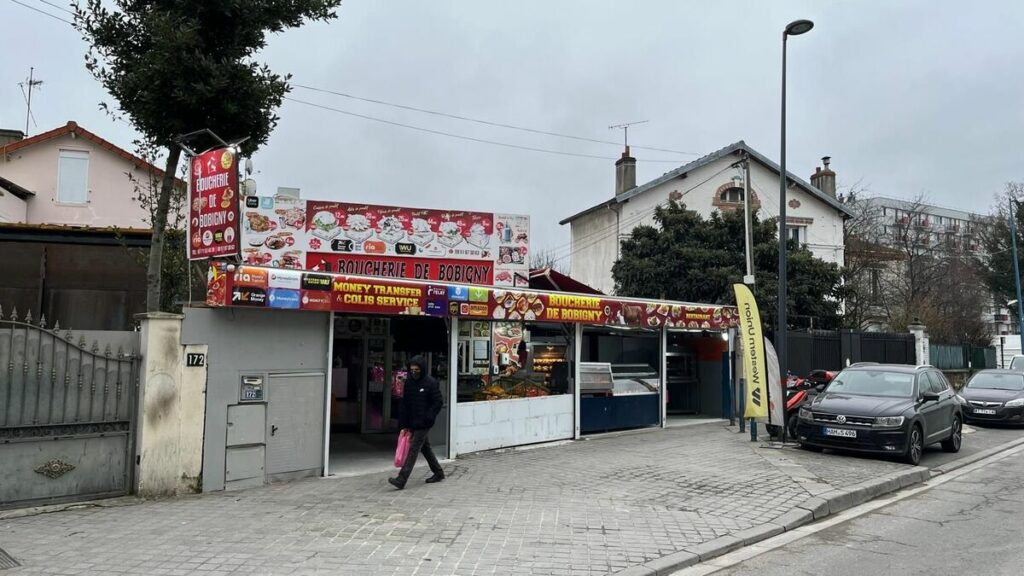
[0, 306, 137, 438]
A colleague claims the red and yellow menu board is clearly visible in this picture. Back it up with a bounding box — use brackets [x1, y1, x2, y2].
[208, 264, 738, 330]
[188, 147, 240, 260]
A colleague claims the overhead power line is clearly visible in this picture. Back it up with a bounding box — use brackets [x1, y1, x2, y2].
[284, 96, 685, 163]
[34, 0, 74, 15]
[292, 83, 702, 157]
[9, 0, 73, 24]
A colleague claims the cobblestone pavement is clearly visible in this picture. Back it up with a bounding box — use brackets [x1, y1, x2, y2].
[0, 423, 960, 576]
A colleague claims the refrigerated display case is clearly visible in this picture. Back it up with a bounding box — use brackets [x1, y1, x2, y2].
[580, 362, 661, 433]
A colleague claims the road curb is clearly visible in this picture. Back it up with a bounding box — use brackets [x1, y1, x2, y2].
[929, 435, 1024, 476]
[613, 436, 1024, 576]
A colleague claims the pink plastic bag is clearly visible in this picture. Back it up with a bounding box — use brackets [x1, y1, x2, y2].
[394, 429, 412, 468]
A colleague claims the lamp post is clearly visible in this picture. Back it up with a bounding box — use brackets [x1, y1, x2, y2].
[1009, 199, 1024, 339]
[777, 19, 814, 445]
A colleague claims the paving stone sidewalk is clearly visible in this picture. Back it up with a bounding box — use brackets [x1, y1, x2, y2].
[0, 423, 911, 576]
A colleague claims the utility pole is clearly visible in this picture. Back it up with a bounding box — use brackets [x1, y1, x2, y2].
[743, 154, 755, 285]
[20, 67, 44, 136]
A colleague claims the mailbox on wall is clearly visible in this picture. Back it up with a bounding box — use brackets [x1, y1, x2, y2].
[240, 375, 265, 402]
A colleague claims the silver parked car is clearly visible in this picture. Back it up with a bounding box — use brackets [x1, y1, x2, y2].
[961, 370, 1024, 426]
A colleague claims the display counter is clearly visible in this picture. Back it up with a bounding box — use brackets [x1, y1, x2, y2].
[580, 362, 661, 433]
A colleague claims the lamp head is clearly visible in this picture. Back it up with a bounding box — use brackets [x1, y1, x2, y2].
[785, 19, 814, 36]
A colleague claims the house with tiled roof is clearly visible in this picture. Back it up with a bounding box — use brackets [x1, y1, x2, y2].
[0, 122, 180, 329]
[559, 141, 852, 295]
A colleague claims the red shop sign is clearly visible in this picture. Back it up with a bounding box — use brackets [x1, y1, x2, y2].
[306, 252, 493, 285]
[188, 147, 240, 260]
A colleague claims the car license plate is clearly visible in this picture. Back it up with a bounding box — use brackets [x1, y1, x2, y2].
[823, 427, 857, 438]
[974, 409, 997, 415]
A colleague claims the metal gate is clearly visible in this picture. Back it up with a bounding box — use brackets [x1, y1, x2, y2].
[0, 308, 138, 509]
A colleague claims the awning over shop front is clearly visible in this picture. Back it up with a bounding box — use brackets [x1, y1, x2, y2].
[206, 264, 738, 331]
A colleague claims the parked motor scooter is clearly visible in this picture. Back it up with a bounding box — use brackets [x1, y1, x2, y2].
[767, 369, 835, 440]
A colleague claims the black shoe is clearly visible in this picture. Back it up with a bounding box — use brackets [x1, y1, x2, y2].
[388, 477, 405, 490]
[425, 474, 445, 484]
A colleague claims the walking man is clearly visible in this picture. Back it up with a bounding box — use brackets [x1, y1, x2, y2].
[389, 355, 445, 489]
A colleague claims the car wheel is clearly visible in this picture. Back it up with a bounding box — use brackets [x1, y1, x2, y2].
[941, 415, 962, 453]
[904, 424, 923, 465]
[799, 443, 823, 453]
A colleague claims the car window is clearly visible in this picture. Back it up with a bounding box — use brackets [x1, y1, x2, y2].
[917, 373, 934, 395]
[967, 372, 1024, 391]
[1010, 357, 1024, 371]
[827, 370, 914, 397]
[928, 371, 950, 394]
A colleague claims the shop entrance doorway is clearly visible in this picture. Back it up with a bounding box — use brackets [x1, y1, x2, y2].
[665, 331, 729, 425]
[328, 315, 449, 476]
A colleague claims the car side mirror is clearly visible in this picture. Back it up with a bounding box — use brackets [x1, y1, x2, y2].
[922, 392, 940, 402]
[815, 384, 826, 393]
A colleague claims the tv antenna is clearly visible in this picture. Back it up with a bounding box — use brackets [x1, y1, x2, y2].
[18, 67, 44, 136]
[608, 120, 648, 149]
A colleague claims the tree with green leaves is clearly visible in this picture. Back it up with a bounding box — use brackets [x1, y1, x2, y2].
[980, 182, 1024, 325]
[612, 202, 845, 331]
[74, 0, 342, 312]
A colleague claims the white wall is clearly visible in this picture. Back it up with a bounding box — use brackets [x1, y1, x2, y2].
[455, 395, 574, 454]
[0, 190, 27, 223]
[135, 313, 206, 497]
[569, 207, 618, 294]
[568, 155, 846, 294]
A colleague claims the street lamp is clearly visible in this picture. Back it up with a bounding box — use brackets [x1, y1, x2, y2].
[777, 18, 813, 444]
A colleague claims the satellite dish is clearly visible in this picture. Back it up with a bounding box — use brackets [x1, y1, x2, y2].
[241, 178, 257, 196]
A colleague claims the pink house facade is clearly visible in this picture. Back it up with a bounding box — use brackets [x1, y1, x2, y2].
[0, 121, 166, 228]
[0, 122, 179, 330]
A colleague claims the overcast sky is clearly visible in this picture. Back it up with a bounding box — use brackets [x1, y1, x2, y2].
[2, 0, 1023, 259]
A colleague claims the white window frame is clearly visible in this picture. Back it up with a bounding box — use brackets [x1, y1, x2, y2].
[719, 187, 744, 203]
[57, 149, 90, 205]
[786, 225, 806, 245]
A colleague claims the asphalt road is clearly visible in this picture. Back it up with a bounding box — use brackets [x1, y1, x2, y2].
[793, 421, 1023, 470]
[711, 436, 1024, 575]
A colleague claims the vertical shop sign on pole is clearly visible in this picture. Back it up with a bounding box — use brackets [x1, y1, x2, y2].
[733, 284, 768, 420]
[188, 147, 240, 260]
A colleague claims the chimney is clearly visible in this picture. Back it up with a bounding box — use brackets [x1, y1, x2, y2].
[0, 129, 25, 148]
[810, 156, 836, 197]
[615, 146, 636, 196]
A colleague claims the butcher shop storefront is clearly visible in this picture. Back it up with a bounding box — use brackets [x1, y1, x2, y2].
[193, 263, 738, 489]
[183, 191, 737, 491]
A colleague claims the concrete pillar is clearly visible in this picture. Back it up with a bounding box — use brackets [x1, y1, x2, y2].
[135, 312, 206, 497]
[907, 322, 929, 366]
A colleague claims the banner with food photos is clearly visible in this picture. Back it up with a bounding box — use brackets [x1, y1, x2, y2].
[241, 196, 529, 286]
[208, 264, 738, 331]
[188, 147, 240, 260]
[241, 195, 306, 269]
